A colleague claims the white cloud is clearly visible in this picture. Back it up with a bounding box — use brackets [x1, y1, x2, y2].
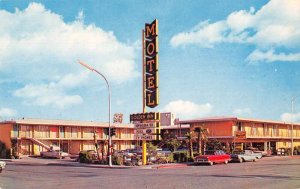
[0, 108, 17, 118]
[246, 49, 300, 63]
[170, 20, 227, 48]
[280, 112, 300, 123]
[161, 100, 213, 120]
[0, 3, 139, 108]
[233, 108, 252, 116]
[0, 3, 138, 82]
[170, 0, 300, 63]
[13, 83, 83, 108]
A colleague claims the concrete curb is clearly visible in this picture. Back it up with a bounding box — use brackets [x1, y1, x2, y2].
[46, 162, 190, 169]
[52, 163, 189, 169]
[152, 164, 188, 169]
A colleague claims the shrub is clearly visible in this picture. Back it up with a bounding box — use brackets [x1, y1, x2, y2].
[79, 151, 93, 163]
[0, 141, 10, 159]
[112, 154, 124, 165]
[173, 151, 188, 163]
[166, 153, 174, 163]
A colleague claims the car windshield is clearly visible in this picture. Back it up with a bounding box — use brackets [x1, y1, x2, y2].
[232, 151, 243, 154]
[205, 151, 215, 155]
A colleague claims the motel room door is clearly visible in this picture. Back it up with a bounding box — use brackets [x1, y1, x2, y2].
[61, 142, 68, 153]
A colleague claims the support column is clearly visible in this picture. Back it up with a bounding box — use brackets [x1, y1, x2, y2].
[142, 140, 147, 165]
[264, 142, 268, 151]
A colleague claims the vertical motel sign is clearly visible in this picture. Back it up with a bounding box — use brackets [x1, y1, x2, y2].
[144, 19, 159, 108]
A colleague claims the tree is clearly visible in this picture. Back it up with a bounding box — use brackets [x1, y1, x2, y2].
[194, 127, 208, 155]
[185, 131, 194, 160]
[159, 130, 180, 152]
[206, 139, 222, 151]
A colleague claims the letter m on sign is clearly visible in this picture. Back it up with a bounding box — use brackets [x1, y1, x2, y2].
[145, 19, 158, 39]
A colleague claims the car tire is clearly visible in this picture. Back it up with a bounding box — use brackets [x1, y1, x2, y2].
[253, 158, 257, 162]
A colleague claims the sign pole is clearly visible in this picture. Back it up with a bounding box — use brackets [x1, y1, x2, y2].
[142, 29, 146, 114]
[142, 29, 147, 165]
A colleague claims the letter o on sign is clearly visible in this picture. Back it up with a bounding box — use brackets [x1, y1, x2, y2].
[146, 42, 155, 56]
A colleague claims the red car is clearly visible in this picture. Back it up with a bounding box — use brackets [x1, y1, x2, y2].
[194, 150, 231, 166]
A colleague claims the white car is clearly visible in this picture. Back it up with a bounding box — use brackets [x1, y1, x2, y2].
[244, 150, 262, 159]
[0, 161, 6, 172]
[40, 149, 69, 159]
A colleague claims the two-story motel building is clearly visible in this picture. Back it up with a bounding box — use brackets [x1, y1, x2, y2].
[1, 116, 300, 157]
[0, 118, 135, 157]
[177, 117, 300, 153]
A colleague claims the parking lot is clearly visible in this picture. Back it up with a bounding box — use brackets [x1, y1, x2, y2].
[0, 156, 300, 189]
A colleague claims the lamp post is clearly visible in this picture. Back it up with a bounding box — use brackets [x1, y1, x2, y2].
[78, 60, 112, 166]
[290, 95, 300, 156]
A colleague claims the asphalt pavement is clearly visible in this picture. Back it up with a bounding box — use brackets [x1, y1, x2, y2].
[0, 156, 300, 189]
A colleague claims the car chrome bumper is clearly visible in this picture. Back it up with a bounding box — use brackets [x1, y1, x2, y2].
[195, 159, 209, 164]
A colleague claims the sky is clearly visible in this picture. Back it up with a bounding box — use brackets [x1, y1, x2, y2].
[0, 0, 300, 123]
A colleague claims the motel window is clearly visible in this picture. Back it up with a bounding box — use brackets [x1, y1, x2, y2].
[41, 126, 50, 138]
[71, 127, 78, 138]
[263, 124, 268, 136]
[83, 128, 94, 138]
[12, 124, 19, 138]
[237, 122, 243, 131]
[21, 125, 31, 138]
[272, 125, 278, 137]
[251, 124, 256, 136]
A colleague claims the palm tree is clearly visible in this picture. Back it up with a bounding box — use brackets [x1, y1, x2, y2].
[185, 131, 194, 160]
[194, 127, 208, 155]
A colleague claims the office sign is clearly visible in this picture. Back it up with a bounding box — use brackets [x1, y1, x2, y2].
[130, 112, 159, 122]
[134, 134, 156, 140]
[144, 19, 159, 108]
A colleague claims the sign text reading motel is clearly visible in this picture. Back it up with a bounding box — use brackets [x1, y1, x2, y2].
[144, 19, 159, 108]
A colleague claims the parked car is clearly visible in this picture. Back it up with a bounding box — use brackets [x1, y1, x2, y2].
[244, 150, 262, 159]
[194, 150, 231, 166]
[124, 148, 143, 157]
[246, 147, 268, 157]
[0, 161, 6, 173]
[230, 151, 257, 163]
[156, 148, 172, 156]
[40, 146, 70, 159]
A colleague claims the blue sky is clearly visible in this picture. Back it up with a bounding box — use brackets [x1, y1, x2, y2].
[0, 0, 300, 123]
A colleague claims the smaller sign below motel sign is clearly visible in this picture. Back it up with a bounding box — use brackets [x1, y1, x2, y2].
[130, 112, 159, 122]
[134, 128, 156, 135]
[134, 123, 156, 129]
[134, 134, 156, 141]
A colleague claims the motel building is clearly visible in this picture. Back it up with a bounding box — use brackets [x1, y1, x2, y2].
[0, 118, 135, 158]
[176, 117, 300, 154]
[1, 115, 300, 157]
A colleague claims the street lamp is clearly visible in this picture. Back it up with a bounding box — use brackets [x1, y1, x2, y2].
[290, 95, 300, 156]
[78, 60, 112, 166]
